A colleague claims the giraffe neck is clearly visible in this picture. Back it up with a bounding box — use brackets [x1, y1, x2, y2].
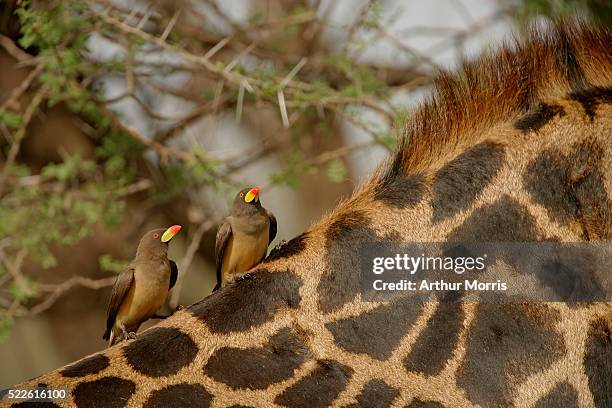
[13, 22, 612, 408]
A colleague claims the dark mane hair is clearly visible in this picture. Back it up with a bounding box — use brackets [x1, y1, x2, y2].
[384, 20, 611, 178]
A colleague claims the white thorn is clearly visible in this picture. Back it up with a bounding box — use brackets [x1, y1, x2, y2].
[160, 10, 181, 41]
[277, 90, 289, 128]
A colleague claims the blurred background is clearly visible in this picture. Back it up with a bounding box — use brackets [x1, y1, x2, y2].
[0, 0, 608, 386]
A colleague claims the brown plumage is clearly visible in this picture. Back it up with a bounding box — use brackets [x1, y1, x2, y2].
[214, 187, 277, 291]
[102, 225, 181, 346]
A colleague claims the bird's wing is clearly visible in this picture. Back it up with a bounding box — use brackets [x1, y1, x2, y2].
[214, 220, 232, 291]
[268, 211, 277, 245]
[103, 266, 134, 340]
[169, 260, 178, 291]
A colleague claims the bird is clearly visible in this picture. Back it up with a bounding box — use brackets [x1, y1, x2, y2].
[102, 225, 181, 347]
[214, 187, 276, 291]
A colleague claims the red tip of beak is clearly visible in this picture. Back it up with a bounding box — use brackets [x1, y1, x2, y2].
[250, 187, 260, 197]
[169, 225, 182, 234]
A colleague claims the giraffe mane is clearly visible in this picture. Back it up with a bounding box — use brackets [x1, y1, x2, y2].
[392, 20, 612, 175]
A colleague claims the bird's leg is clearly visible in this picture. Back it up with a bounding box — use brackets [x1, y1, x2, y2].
[127, 331, 137, 340]
[118, 323, 131, 342]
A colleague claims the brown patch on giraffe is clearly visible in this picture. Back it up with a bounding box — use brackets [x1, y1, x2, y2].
[569, 86, 612, 120]
[447, 195, 539, 242]
[513, 103, 566, 134]
[431, 141, 505, 223]
[143, 383, 213, 408]
[73, 376, 135, 408]
[583, 316, 612, 408]
[326, 299, 423, 360]
[60, 353, 109, 378]
[275, 359, 352, 408]
[524, 140, 611, 239]
[405, 399, 445, 408]
[265, 232, 309, 262]
[457, 302, 565, 406]
[203, 327, 309, 390]
[534, 382, 579, 408]
[123, 327, 198, 377]
[11, 402, 60, 408]
[394, 22, 610, 174]
[190, 269, 301, 333]
[373, 151, 426, 209]
[342, 379, 399, 408]
[318, 210, 372, 313]
[404, 301, 464, 376]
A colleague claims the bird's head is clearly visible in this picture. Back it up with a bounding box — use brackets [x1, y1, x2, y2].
[232, 186, 263, 215]
[137, 225, 182, 257]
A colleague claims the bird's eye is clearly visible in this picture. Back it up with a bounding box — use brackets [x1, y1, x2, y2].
[239, 192, 244, 197]
[152, 232, 160, 239]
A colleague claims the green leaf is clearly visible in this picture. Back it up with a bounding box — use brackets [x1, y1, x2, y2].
[0, 109, 22, 129]
[99, 254, 128, 274]
[326, 158, 347, 183]
[0, 314, 13, 343]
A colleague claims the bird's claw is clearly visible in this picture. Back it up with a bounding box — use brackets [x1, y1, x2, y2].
[174, 304, 184, 312]
[127, 332, 137, 340]
[239, 272, 252, 281]
[274, 240, 288, 251]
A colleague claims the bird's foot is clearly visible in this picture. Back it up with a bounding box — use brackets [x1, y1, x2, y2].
[273, 240, 288, 251]
[174, 304, 185, 312]
[127, 331, 137, 340]
[267, 240, 288, 259]
[239, 272, 252, 281]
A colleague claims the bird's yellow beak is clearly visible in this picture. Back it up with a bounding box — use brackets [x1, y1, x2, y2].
[161, 225, 182, 243]
[244, 187, 259, 203]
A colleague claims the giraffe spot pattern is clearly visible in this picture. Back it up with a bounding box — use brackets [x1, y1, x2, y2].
[265, 232, 309, 262]
[190, 269, 301, 333]
[431, 141, 506, 223]
[534, 382, 579, 408]
[457, 302, 565, 406]
[405, 399, 446, 408]
[342, 379, 399, 408]
[447, 195, 538, 242]
[11, 402, 60, 408]
[326, 299, 423, 360]
[123, 327, 198, 377]
[404, 301, 464, 376]
[143, 383, 212, 408]
[568, 86, 612, 120]
[513, 103, 566, 134]
[73, 376, 135, 408]
[523, 140, 611, 239]
[319, 211, 403, 313]
[203, 327, 309, 390]
[583, 316, 612, 408]
[275, 360, 352, 408]
[373, 162, 426, 209]
[60, 353, 109, 378]
[318, 210, 372, 313]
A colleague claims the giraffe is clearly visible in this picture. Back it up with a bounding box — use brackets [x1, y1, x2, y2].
[4, 21, 611, 408]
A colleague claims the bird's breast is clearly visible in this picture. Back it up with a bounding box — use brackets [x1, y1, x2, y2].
[118, 264, 170, 326]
